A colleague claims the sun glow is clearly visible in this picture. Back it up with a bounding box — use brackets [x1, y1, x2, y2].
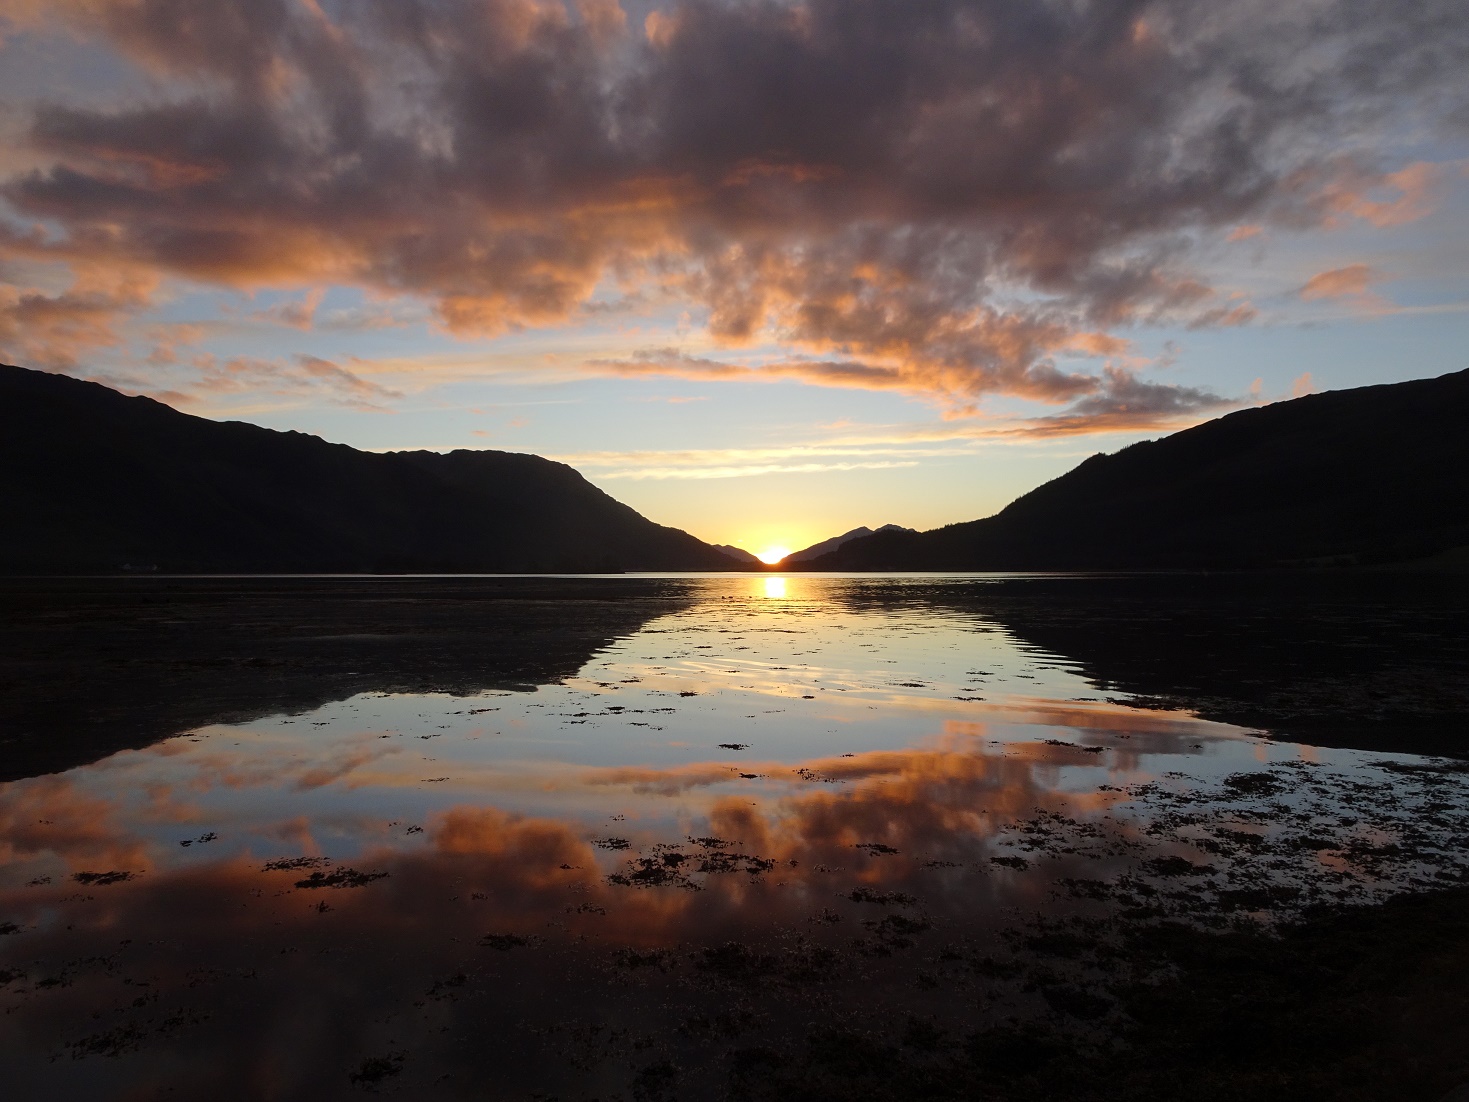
[756, 546, 791, 565]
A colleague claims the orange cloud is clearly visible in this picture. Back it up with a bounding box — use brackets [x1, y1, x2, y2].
[0, 263, 157, 369]
[586, 352, 1233, 435]
[1299, 263, 1379, 301]
[1327, 162, 1444, 228]
[248, 287, 324, 330]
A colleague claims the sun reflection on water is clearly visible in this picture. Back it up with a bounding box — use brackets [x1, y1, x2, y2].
[762, 575, 788, 599]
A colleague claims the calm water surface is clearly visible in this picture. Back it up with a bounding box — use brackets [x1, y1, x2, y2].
[2, 575, 1466, 1098]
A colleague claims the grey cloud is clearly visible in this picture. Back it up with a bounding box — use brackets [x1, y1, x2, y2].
[99, 351, 401, 410]
[1011, 365, 1233, 436]
[1, 0, 1465, 406]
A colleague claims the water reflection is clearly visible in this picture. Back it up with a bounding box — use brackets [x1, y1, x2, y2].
[1, 575, 1466, 1098]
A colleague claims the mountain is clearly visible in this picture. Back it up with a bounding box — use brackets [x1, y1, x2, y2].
[801, 370, 1469, 571]
[0, 365, 742, 574]
[711, 544, 762, 564]
[786, 524, 915, 562]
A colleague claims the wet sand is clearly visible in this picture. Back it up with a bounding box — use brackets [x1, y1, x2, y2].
[1, 573, 1466, 1099]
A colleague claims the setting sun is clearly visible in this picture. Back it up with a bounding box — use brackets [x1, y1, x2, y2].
[755, 546, 791, 565]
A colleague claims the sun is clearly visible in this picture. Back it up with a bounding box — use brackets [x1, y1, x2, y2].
[755, 545, 790, 565]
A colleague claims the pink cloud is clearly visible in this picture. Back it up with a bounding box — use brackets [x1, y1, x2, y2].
[1304, 263, 1380, 302]
[1326, 162, 1444, 228]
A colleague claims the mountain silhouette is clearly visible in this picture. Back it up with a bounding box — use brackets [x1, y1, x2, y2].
[786, 524, 915, 562]
[802, 370, 1469, 570]
[711, 544, 762, 564]
[0, 365, 742, 574]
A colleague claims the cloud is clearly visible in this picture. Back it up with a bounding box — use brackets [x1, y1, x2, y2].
[588, 352, 1231, 436]
[0, 0, 1465, 399]
[1007, 365, 1233, 437]
[1299, 263, 1381, 302]
[590, 343, 1110, 407]
[551, 370, 1235, 478]
[1322, 162, 1447, 228]
[599, 459, 920, 481]
[248, 287, 324, 330]
[0, 265, 157, 368]
[98, 350, 402, 411]
[552, 439, 975, 481]
[631, 393, 707, 404]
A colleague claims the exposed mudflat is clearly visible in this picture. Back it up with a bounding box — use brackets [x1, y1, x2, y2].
[1, 573, 1466, 1100]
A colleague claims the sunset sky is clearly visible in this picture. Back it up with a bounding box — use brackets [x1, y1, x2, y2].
[1, 0, 1465, 554]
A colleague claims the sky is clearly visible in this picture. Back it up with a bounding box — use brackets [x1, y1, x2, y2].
[0, 0, 1466, 558]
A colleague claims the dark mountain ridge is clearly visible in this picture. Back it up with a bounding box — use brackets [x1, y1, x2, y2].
[711, 544, 762, 564]
[803, 369, 1469, 571]
[785, 523, 915, 563]
[0, 365, 740, 574]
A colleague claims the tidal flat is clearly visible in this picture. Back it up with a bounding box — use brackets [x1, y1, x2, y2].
[1, 573, 1467, 1100]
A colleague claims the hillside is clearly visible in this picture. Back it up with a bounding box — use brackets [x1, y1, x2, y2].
[712, 544, 762, 564]
[803, 370, 1469, 571]
[0, 365, 740, 574]
[786, 523, 915, 562]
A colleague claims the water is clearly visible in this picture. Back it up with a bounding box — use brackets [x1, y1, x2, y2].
[1, 574, 1466, 1098]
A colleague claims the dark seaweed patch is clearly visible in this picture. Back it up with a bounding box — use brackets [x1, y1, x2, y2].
[349, 1052, 404, 1087]
[849, 887, 915, 905]
[68, 1022, 147, 1060]
[1142, 856, 1215, 878]
[479, 933, 531, 950]
[294, 867, 388, 889]
[616, 947, 676, 970]
[632, 1059, 680, 1101]
[1044, 739, 1106, 753]
[1222, 771, 1285, 797]
[699, 851, 775, 876]
[609, 852, 700, 890]
[695, 942, 781, 983]
[262, 856, 332, 872]
[72, 870, 134, 886]
[688, 836, 735, 850]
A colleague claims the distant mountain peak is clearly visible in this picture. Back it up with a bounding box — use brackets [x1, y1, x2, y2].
[785, 524, 915, 563]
